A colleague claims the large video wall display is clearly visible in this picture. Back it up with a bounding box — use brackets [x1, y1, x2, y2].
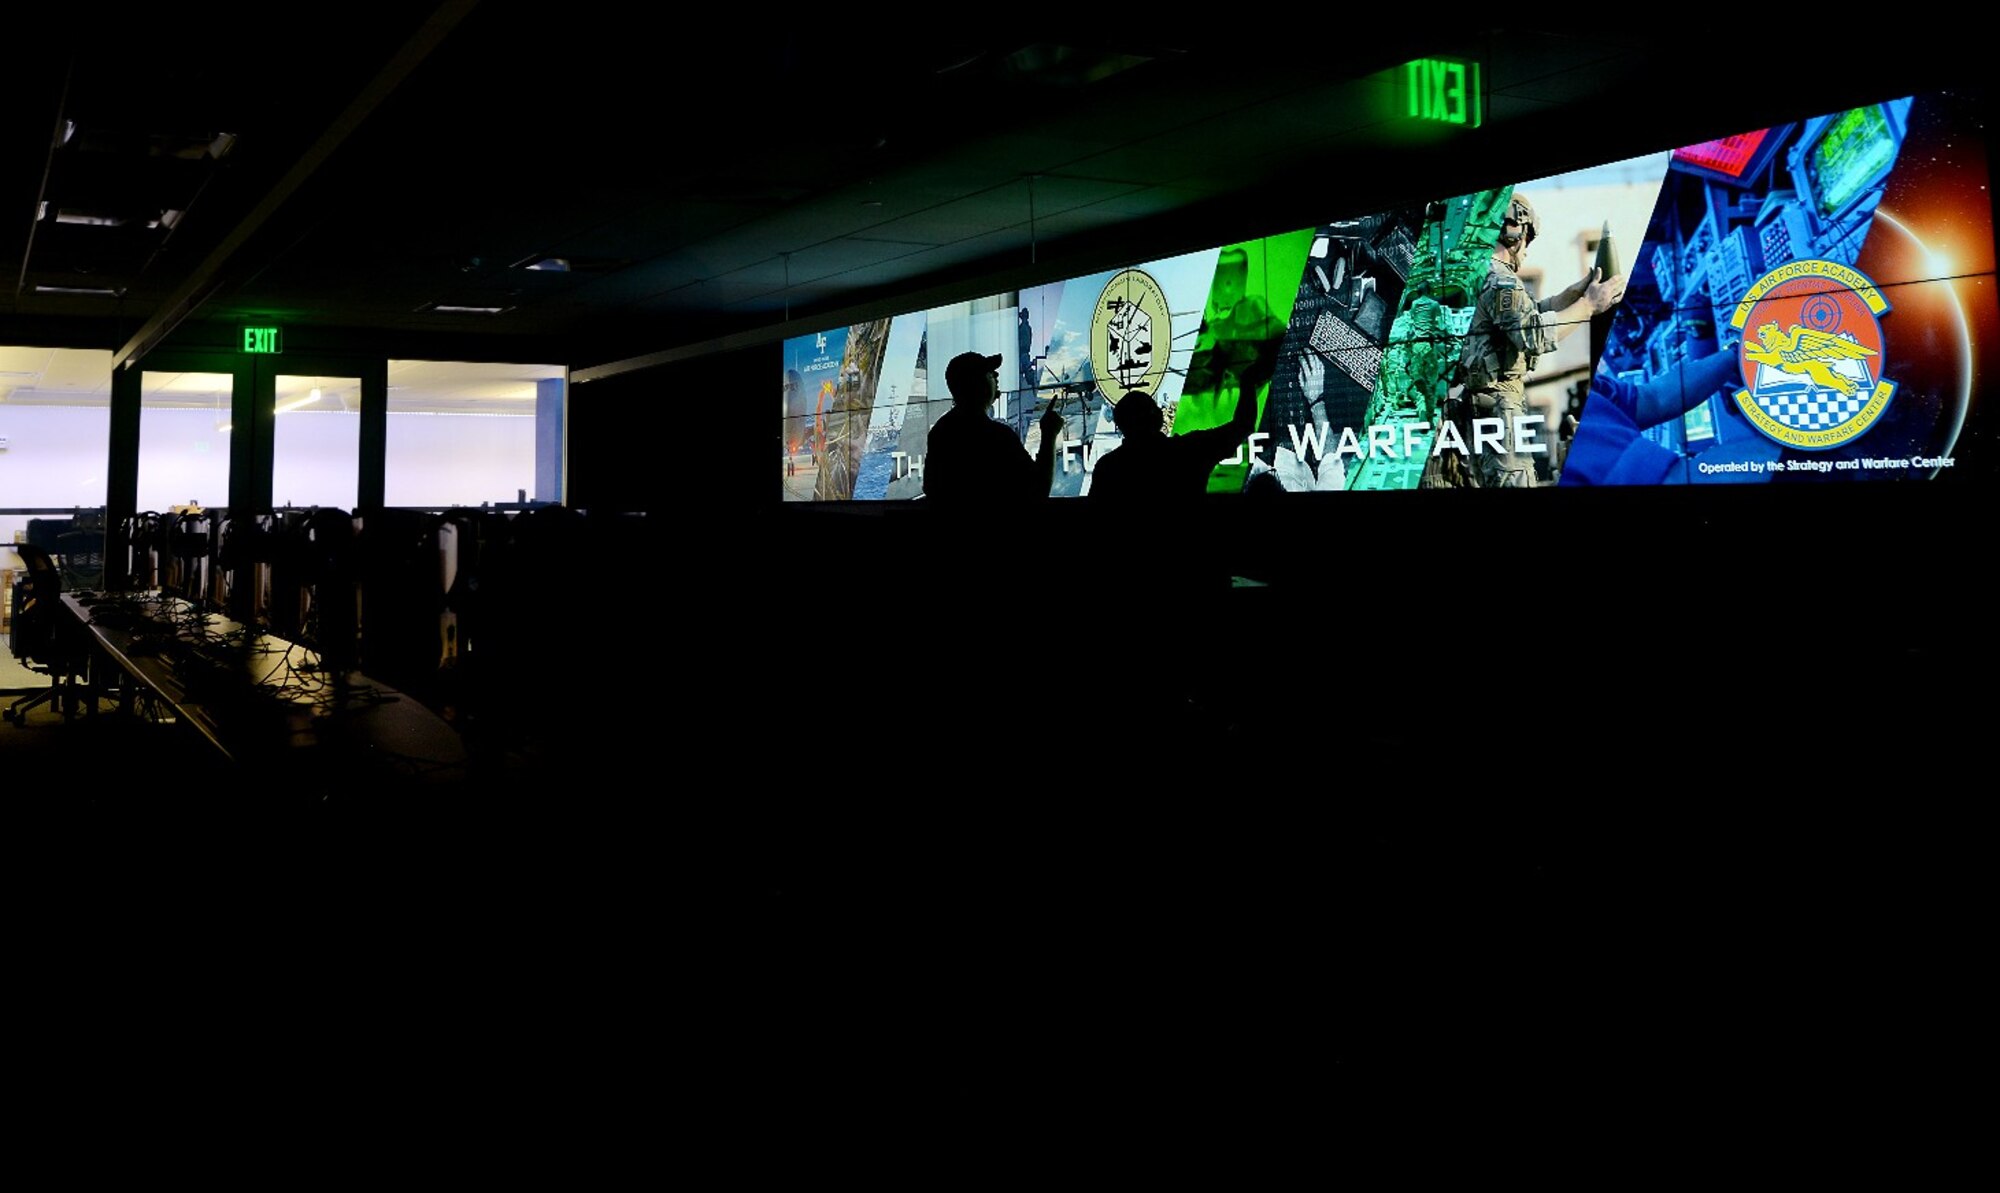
[779, 86, 1993, 500]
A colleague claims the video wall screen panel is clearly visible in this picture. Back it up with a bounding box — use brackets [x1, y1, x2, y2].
[780, 85, 1993, 499]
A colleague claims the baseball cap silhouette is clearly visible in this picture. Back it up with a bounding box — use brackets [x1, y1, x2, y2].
[944, 351, 1003, 402]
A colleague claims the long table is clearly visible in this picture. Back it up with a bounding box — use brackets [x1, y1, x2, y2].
[60, 590, 468, 785]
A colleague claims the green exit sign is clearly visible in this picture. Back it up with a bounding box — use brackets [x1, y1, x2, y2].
[1402, 58, 1482, 127]
[241, 326, 283, 354]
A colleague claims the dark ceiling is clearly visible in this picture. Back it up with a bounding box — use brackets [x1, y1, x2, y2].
[1, 7, 1975, 379]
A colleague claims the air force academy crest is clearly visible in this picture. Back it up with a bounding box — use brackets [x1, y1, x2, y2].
[1730, 259, 1895, 450]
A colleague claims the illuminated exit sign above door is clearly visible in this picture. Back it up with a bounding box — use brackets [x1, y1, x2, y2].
[241, 326, 283, 354]
[1401, 58, 1483, 128]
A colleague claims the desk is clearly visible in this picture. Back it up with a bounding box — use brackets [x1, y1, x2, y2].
[61, 590, 468, 785]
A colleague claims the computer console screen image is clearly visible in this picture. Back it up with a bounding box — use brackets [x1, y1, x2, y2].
[1563, 89, 1995, 485]
[780, 85, 1994, 500]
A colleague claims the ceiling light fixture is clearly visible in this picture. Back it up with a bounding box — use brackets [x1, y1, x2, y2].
[53, 209, 128, 226]
[430, 304, 510, 314]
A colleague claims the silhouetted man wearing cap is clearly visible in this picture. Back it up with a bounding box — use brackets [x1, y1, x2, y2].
[922, 351, 1064, 505]
[916, 351, 1067, 753]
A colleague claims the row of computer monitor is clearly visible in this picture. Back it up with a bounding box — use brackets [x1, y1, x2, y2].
[104, 505, 645, 704]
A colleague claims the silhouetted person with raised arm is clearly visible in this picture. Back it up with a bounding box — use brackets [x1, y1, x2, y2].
[1086, 380, 1262, 742]
[1087, 379, 1260, 505]
[922, 351, 1064, 507]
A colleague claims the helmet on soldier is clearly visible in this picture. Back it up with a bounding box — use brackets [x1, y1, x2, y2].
[1500, 191, 1537, 248]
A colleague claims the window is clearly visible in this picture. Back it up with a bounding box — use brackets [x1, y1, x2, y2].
[271, 374, 362, 511]
[385, 360, 564, 508]
[0, 346, 112, 548]
[136, 369, 233, 515]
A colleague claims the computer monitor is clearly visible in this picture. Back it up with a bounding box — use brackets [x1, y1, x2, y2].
[119, 512, 163, 591]
[213, 512, 270, 621]
[1787, 98, 1912, 232]
[263, 509, 312, 643]
[1672, 124, 1792, 186]
[291, 509, 359, 672]
[25, 517, 73, 551]
[160, 511, 213, 606]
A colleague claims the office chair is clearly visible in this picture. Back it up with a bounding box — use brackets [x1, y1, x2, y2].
[5, 544, 73, 724]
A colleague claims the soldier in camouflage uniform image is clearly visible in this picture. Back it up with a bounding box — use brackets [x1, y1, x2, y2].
[1447, 189, 1627, 487]
[1353, 191, 1508, 491]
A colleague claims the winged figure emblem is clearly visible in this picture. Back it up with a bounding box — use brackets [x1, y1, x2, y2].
[1743, 321, 1877, 396]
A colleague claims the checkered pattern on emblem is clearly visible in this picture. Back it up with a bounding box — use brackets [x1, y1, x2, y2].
[1756, 390, 1865, 430]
